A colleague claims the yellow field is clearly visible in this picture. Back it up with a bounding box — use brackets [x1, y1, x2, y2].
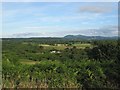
[39, 44, 67, 50]
[39, 43, 92, 50]
[73, 43, 92, 49]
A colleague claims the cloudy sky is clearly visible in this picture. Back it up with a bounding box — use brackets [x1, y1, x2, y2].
[2, 2, 118, 38]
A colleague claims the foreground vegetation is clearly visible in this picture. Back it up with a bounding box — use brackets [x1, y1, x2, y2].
[2, 38, 120, 89]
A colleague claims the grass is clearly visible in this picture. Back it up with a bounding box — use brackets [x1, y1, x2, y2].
[20, 59, 40, 65]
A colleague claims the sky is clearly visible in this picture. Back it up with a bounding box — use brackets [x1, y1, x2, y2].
[2, 2, 118, 38]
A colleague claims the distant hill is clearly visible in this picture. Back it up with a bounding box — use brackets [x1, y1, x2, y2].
[64, 35, 118, 40]
[2, 33, 118, 40]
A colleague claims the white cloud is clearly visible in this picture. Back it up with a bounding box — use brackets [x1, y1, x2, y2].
[78, 4, 115, 14]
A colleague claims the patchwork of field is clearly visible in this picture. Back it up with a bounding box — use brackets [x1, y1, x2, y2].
[19, 43, 92, 65]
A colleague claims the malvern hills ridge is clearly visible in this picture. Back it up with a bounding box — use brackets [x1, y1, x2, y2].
[64, 35, 118, 40]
